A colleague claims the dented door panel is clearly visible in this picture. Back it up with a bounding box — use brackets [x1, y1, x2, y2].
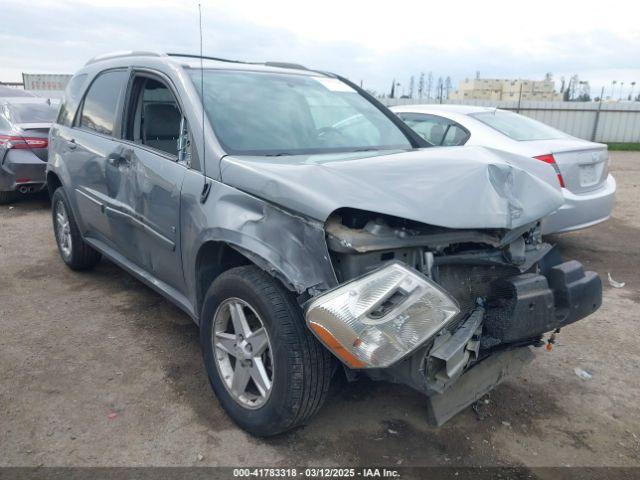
[106, 144, 186, 292]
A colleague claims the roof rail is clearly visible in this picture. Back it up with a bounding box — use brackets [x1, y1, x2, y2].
[85, 51, 165, 66]
[264, 61, 307, 70]
[166, 53, 258, 65]
[167, 53, 307, 70]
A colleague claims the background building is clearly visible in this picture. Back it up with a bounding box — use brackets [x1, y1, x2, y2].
[450, 76, 562, 101]
[21, 73, 71, 99]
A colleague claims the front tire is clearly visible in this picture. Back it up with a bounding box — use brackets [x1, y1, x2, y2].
[200, 266, 333, 436]
[51, 187, 101, 270]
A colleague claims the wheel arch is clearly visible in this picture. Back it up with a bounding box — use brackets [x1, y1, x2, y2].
[46, 171, 62, 197]
[194, 240, 251, 319]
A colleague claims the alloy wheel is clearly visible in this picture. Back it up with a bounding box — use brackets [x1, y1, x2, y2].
[55, 200, 72, 258]
[212, 297, 274, 409]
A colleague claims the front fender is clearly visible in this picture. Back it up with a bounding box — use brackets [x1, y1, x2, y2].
[181, 171, 338, 309]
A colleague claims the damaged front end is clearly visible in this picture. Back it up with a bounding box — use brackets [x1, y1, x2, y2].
[306, 209, 602, 426]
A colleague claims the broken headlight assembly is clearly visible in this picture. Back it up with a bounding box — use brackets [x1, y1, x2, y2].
[305, 261, 460, 368]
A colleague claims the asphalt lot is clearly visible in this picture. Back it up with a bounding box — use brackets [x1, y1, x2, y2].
[1, 152, 639, 468]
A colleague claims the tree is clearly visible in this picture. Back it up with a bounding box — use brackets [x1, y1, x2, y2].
[563, 74, 580, 101]
[426, 72, 433, 100]
[445, 76, 452, 100]
[436, 77, 444, 102]
[409, 76, 415, 98]
[576, 80, 590, 102]
[418, 72, 425, 98]
[389, 78, 396, 99]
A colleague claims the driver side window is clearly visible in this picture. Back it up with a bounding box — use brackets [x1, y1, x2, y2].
[125, 76, 184, 158]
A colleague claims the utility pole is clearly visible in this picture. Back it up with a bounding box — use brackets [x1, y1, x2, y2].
[517, 83, 523, 112]
[591, 86, 605, 141]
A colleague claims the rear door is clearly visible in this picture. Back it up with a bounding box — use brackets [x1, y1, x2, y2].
[395, 112, 470, 146]
[116, 70, 188, 292]
[62, 69, 129, 248]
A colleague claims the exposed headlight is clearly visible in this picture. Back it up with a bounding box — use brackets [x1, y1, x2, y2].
[305, 261, 460, 368]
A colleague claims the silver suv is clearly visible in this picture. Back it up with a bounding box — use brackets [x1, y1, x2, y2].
[47, 51, 602, 436]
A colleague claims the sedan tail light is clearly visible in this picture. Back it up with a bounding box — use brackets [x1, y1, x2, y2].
[0, 135, 48, 150]
[534, 154, 565, 188]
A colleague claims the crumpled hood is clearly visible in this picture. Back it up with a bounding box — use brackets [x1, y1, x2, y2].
[220, 146, 564, 230]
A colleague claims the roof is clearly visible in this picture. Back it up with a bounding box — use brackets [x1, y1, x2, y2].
[0, 85, 36, 98]
[0, 97, 57, 106]
[390, 104, 498, 115]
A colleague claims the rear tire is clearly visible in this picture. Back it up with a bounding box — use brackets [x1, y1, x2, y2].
[51, 187, 101, 270]
[200, 265, 333, 436]
[0, 191, 15, 205]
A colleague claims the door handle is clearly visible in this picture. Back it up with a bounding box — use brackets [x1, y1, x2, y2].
[67, 138, 77, 150]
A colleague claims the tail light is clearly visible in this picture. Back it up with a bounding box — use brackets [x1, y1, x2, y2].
[534, 154, 565, 188]
[0, 135, 48, 150]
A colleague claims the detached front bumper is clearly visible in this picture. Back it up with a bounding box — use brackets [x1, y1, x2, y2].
[542, 174, 616, 234]
[306, 256, 601, 424]
[0, 149, 47, 192]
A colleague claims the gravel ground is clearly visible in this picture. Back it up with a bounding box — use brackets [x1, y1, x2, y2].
[0, 152, 639, 468]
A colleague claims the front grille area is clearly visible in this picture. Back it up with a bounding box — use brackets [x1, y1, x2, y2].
[435, 263, 520, 322]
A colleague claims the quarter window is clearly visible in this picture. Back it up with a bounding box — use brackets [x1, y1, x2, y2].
[57, 74, 88, 127]
[79, 70, 128, 136]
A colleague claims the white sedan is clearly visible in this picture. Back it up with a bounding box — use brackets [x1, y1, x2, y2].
[390, 104, 616, 234]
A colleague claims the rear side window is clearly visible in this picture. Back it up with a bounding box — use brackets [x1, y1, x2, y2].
[8, 103, 57, 124]
[57, 74, 88, 127]
[398, 112, 469, 146]
[79, 70, 128, 136]
[470, 111, 567, 141]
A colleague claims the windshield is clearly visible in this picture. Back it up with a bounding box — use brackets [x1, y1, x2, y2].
[471, 110, 567, 141]
[8, 102, 57, 124]
[189, 69, 412, 155]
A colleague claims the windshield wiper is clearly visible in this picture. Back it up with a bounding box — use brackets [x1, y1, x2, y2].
[351, 148, 379, 152]
[265, 152, 294, 157]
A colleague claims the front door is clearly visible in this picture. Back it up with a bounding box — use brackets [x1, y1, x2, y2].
[116, 72, 188, 293]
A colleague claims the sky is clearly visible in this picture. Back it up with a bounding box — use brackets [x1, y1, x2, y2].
[1, 0, 640, 99]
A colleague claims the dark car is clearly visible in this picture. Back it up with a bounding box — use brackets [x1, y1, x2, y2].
[0, 97, 58, 203]
[0, 85, 37, 97]
[46, 51, 602, 436]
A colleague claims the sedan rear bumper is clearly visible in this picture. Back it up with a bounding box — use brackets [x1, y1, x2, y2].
[0, 149, 47, 192]
[542, 174, 616, 234]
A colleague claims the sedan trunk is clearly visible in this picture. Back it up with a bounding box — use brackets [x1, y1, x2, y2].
[524, 139, 609, 194]
[16, 124, 51, 162]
